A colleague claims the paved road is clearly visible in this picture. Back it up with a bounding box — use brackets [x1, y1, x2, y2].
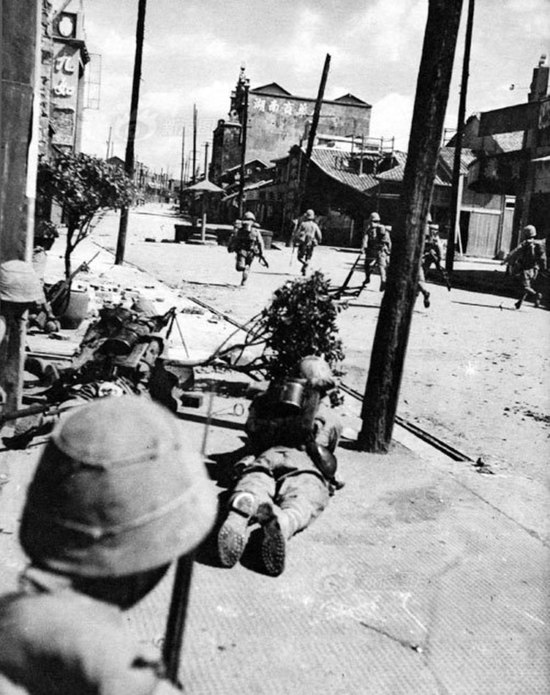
[92, 205, 550, 484]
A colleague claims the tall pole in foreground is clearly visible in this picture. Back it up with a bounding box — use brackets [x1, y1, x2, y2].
[115, 0, 147, 265]
[358, 0, 464, 453]
[445, 0, 475, 272]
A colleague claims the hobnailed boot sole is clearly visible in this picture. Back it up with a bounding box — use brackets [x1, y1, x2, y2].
[217, 493, 254, 568]
[261, 516, 287, 577]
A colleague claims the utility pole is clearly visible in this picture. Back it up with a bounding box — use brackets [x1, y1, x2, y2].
[0, 0, 40, 411]
[203, 142, 209, 180]
[299, 53, 331, 214]
[445, 0, 475, 272]
[179, 126, 185, 209]
[238, 78, 250, 217]
[192, 104, 197, 185]
[115, 0, 146, 265]
[105, 126, 112, 160]
[358, 0, 464, 453]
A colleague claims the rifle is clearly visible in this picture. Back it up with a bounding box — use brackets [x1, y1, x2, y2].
[47, 251, 101, 315]
[257, 251, 270, 268]
[333, 249, 364, 298]
[0, 402, 63, 428]
[161, 390, 215, 688]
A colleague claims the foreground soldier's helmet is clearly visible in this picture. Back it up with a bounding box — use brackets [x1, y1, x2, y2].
[243, 211, 256, 221]
[20, 396, 216, 577]
[523, 225, 537, 239]
[369, 212, 380, 222]
[297, 355, 335, 394]
[0, 260, 44, 304]
[305, 209, 315, 220]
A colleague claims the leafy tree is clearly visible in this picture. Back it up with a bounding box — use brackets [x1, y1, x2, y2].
[37, 152, 134, 277]
[257, 271, 345, 381]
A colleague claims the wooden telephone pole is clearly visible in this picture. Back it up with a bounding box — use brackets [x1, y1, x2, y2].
[0, 0, 40, 411]
[358, 0, 464, 453]
[115, 0, 147, 265]
[445, 0, 475, 272]
[299, 54, 331, 213]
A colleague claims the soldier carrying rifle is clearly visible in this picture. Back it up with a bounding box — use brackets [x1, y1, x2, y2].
[422, 222, 451, 291]
[0, 396, 216, 693]
[227, 211, 267, 286]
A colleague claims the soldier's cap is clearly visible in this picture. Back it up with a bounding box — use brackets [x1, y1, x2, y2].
[20, 396, 217, 578]
[523, 225, 537, 238]
[0, 260, 45, 304]
[305, 209, 315, 219]
[369, 212, 380, 221]
[297, 355, 335, 394]
[243, 211, 256, 221]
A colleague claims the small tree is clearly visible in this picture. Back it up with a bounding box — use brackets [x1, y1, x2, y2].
[37, 152, 135, 277]
[257, 271, 345, 382]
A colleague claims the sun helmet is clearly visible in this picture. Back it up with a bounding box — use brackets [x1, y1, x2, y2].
[20, 396, 216, 578]
[0, 260, 45, 304]
[369, 212, 380, 222]
[243, 211, 256, 221]
[523, 225, 537, 239]
[305, 209, 315, 220]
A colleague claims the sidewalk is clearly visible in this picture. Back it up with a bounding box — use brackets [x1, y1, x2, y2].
[0, 218, 548, 693]
[1, 391, 547, 693]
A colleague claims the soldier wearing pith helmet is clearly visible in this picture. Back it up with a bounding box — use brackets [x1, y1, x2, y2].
[0, 396, 216, 694]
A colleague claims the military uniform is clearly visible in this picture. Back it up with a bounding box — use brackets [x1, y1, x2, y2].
[228, 213, 265, 285]
[292, 211, 322, 276]
[0, 397, 216, 694]
[504, 225, 546, 308]
[218, 357, 342, 576]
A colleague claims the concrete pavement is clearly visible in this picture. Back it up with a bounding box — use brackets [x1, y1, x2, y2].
[0, 207, 548, 693]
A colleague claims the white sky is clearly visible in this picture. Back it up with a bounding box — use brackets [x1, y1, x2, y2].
[79, 0, 550, 176]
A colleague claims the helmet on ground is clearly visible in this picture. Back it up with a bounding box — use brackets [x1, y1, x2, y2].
[305, 209, 315, 220]
[243, 211, 256, 221]
[20, 396, 216, 578]
[523, 225, 537, 239]
[0, 260, 44, 303]
[297, 355, 335, 394]
[369, 212, 380, 222]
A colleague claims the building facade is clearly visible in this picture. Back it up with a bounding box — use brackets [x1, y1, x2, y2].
[211, 68, 372, 184]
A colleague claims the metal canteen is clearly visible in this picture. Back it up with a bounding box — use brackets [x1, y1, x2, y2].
[278, 380, 305, 409]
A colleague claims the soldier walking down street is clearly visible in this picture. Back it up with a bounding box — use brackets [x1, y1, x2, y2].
[0, 397, 216, 694]
[228, 212, 265, 286]
[292, 209, 322, 276]
[502, 225, 546, 309]
[361, 212, 384, 290]
[217, 356, 343, 577]
[423, 223, 451, 291]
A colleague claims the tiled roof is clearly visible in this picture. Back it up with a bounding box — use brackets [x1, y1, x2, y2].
[439, 147, 476, 176]
[310, 149, 379, 193]
[376, 148, 475, 186]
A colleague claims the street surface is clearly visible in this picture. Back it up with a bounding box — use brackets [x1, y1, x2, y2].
[1, 204, 548, 693]
[93, 205, 550, 483]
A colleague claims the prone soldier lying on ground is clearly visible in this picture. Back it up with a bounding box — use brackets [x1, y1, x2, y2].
[217, 356, 343, 577]
[0, 396, 216, 694]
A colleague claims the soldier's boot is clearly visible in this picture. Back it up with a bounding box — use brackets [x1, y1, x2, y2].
[515, 293, 526, 310]
[534, 292, 542, 308]
[241, 268, 250, 286]
[423, 291, 431, 308]
[258, 503, 299, 576]
[217, 492, 255, 567]
[301, 262, 308, 276]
